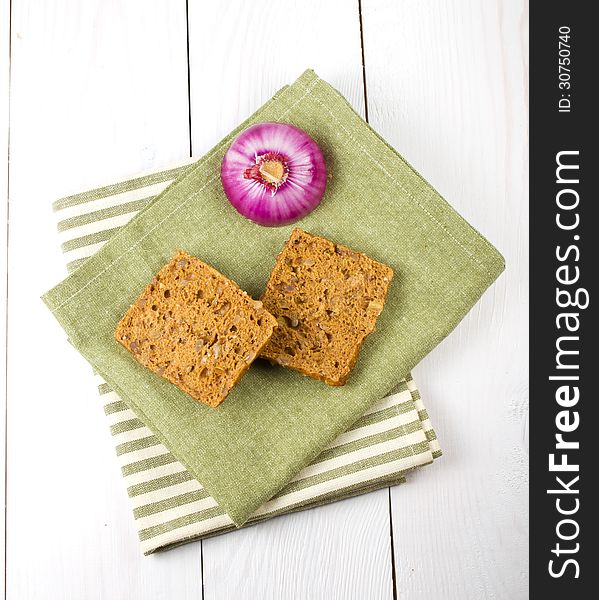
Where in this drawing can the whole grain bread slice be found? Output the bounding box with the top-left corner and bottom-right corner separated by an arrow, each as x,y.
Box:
115,251 -> 277,407
260,229 -> 393,385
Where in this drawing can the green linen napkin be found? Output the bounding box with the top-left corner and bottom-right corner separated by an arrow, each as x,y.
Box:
43,69 -> 504,526
54,157 -> 441,554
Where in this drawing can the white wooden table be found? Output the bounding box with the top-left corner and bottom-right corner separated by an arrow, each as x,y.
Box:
2,1 -> 529,598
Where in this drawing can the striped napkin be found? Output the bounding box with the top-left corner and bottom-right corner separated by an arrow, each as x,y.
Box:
55,158 -> 441,554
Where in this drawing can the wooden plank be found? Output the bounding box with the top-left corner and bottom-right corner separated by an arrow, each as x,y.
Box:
202,493 -> 393,600
361,0 -> 529,598
187,0 -> 366,156
1,0 -> 10,595
6,1 -> 202,598
186,1 -> 394,598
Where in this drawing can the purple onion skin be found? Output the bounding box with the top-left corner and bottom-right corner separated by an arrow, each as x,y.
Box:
220,122 -> 327,226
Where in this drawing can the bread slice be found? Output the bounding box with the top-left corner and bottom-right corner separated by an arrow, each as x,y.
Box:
115,251 -> 277,407
260,229 -> 393,385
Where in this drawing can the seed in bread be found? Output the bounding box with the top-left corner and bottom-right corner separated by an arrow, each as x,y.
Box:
115,251 -> 277,407
260,229 -> 393,386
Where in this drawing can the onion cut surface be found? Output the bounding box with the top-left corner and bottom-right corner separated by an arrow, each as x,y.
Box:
221,122 -> 327,226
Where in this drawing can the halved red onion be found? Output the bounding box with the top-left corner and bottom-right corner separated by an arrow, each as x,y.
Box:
221,122 -> 327,226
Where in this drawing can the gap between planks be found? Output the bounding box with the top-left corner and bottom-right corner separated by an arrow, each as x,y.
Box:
358,2 -> 397,598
